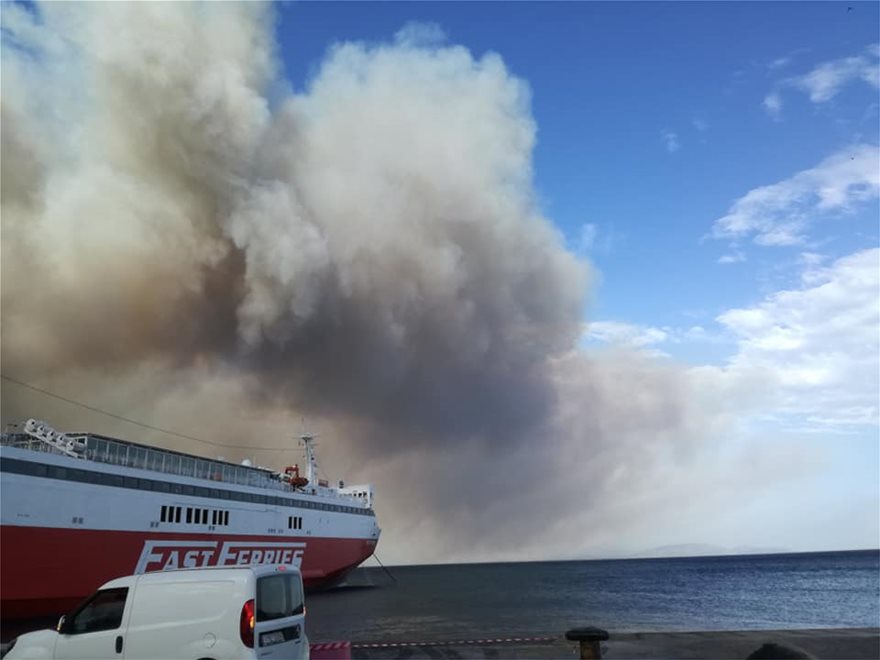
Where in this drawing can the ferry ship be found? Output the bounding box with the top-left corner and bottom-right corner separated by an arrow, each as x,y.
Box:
0,419 -> 380,619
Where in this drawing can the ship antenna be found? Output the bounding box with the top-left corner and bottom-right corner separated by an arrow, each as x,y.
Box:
299,420 -> 320,487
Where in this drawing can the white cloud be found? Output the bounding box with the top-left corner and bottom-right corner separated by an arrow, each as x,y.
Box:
682,325 -> 710,341
394,21 -> 447,47
576,222 -> 618,256
718,250 -> 746,265
768,56 -> 793,71
798,251 -> 827,268
661,129 -> 680,153
586,320 -> 728,355
586,321 -> 669,348
766,48 -> 811,73
579,223 -> 598,252
712,144 -> 880,246
716,248 -> 879,430
763,92 -> 783,120
793,48 -> 880,102
764,44 -> 879,117
692,117 -> 709,132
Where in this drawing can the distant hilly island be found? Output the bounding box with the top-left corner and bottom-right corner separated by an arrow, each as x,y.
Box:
629,544 -> 790,559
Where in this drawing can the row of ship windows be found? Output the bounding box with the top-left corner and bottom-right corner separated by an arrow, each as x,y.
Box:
288,516 -> 303,530
160,505 -> 230,526
1,458 -> 375,517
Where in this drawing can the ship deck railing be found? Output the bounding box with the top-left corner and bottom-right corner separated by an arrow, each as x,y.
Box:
0,432 -> 367,508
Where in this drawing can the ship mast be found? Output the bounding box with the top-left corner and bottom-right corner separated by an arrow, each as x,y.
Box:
300,433 -> 320,486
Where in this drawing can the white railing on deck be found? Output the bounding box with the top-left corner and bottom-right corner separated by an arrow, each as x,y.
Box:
0,431 -> 370,507
2,432 -> 281,490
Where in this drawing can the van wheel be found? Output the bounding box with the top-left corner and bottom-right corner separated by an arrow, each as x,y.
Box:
197,657 -> 215,660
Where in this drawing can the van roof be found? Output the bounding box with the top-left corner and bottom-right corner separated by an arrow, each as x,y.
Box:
100,565 -> 301,590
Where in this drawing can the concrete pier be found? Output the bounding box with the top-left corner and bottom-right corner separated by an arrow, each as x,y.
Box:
3,627 -> 877,659
347,628 -> 880,659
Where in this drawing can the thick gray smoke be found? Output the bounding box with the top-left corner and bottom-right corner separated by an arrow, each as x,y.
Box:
1,3 -> 761,562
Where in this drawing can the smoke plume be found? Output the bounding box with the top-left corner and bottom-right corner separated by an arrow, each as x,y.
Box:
2,3 -> 757,562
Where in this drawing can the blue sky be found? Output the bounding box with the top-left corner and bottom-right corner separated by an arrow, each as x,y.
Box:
272,2 -> 879,552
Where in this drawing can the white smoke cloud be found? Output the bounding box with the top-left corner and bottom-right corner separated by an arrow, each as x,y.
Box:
1,2 -> 794,563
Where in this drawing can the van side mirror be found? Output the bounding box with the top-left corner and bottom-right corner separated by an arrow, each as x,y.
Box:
56,615 -> 67,634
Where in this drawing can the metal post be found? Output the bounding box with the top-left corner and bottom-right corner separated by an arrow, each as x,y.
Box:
565,627 -> 609,660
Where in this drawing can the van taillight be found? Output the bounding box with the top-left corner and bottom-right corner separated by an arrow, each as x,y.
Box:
240,599 -> 255,648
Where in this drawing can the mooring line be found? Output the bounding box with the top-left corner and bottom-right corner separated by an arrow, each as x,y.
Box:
372,552 -> 398,583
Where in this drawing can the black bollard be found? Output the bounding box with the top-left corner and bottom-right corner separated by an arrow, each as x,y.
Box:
746,643 -> 814,659
565,627 -> 610,660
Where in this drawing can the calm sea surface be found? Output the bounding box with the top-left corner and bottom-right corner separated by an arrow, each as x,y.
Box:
306,550 -> 880,642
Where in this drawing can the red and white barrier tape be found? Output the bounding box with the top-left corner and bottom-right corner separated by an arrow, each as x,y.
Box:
352,636 -> 556,648
311,641 -> 352,651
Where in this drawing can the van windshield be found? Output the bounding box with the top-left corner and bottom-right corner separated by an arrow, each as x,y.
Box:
256,574 -> 304,621
67,588 -> 128,634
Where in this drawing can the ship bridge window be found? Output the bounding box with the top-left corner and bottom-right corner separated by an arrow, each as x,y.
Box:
146,450 -> 161,471
105,443 -> 122,465
131,448 -> 146,468
91,438 -> 107,460
195,460 -> 210,480
165,455 -> 181,475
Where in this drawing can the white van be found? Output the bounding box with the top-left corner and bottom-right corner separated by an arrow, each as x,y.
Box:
5,566 -> 309,660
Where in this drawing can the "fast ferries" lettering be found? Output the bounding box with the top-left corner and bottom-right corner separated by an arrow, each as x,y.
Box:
135,540 -> 306,574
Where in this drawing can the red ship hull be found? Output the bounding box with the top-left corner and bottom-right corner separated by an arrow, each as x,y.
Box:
1,525 -> 376,620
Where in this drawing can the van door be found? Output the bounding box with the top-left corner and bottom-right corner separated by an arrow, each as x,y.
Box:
54,587 -> 130,659
254,572 -> 307,659
122,578 -> 237,659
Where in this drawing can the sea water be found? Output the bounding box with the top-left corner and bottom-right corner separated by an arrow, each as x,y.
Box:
305,550 -> 880,642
